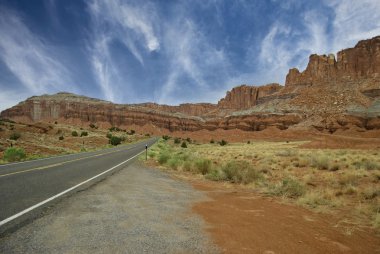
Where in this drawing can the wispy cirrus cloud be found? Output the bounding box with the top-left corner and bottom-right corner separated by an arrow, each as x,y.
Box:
326,0 -> 380,52
158,17 -> 230,104
87,0 -> 160,102
0,6 -> 75,96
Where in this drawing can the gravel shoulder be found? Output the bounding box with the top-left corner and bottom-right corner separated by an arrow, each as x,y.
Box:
0,162 -> 219,254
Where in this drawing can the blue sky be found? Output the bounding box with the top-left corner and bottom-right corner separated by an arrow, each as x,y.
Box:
0,0 -> 380,111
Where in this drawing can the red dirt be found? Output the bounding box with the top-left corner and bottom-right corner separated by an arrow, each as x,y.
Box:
191,180 -> 380,254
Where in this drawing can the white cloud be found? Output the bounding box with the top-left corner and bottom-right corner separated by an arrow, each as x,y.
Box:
326,0 -> 380,52
87,0 -> 161,102
0,7 -> 74,94
158,18 -> 230,104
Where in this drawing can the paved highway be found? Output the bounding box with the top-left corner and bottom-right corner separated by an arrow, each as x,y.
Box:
0,137 -> 158,229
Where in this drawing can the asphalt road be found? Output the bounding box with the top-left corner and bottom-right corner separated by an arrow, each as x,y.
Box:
0,137 -> 158,227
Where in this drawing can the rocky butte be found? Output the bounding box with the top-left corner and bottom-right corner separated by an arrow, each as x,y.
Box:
1,36 -> 380,134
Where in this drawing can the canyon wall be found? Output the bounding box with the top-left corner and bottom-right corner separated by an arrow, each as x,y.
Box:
285,36 -> 380,86
1,36 -> 379,133
217,83 -> 281,110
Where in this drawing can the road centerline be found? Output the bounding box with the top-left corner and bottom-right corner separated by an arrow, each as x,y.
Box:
0,146 -> 137,178
0,149 -> 145,228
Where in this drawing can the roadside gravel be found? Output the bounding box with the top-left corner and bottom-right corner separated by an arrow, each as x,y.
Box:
0,162 -> 219,253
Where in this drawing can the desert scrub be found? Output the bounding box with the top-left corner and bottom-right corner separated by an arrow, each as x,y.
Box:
3,147 -> 26,162
270,177 -> 305,198
71,131 -> 78,137
9,132 -> 21,140
194,158 -> 212,175
220,160 -> 262,184
311,154 -> 330,170
167,157 -> 182,170
109,136 -> 122,146
297,190 -> 339,209
80,131 -> 88,137
158,151 -> 171,165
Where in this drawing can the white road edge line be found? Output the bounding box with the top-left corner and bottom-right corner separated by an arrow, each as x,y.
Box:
0,149 -> 145,227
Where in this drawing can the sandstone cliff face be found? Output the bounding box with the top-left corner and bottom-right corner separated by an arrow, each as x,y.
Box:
217,83 -> 281,109
0,93 -> 302,132
285,36 -> 380,86
138,102 -> 218,116
1,37 -> 379,133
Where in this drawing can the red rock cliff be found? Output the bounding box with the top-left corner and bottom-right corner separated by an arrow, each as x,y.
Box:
285,36 -> 380,86
217,83 -> 282,110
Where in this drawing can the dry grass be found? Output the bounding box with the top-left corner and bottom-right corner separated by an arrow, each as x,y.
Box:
148,138 -> 380,231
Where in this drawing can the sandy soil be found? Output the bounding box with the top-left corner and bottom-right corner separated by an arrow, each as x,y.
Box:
190,179 -> 380,254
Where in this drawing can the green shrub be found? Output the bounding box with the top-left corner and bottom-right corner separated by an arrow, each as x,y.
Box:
181,141 -> 187,148
71,131 -> 78,137
210,139 -> 215,144
271,177 -> 305,198
221,160 -> 261,184
109,136 -> 122,146
9,132 -> 21,140
80,131 -> 88,137
219,140 -> 227,146
59,136 -> 64,140
106,133 -> 112,139
186,137 -> 191,143
109,126 -> 121,132
183,161 -> 193,171
162,135 -> 170,140
3,147 -> 26,162
167,157 -> 181,170
174,138 -> 181,144
206,169 -> 225,181
195,158 -> 212,175
247,141 -> 251,144
158,152 -> 170,164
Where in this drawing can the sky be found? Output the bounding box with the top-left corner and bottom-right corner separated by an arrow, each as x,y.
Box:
0,0 -> 380,111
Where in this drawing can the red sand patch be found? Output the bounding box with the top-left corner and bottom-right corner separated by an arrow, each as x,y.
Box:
191,180 -> 380,254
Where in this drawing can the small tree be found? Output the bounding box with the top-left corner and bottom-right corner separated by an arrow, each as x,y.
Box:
59,136 -> 64,141
109,136 -> 122,146
210,139 -> 215,144
72,131 -> 78,137
3,147 -> 26,162
181,141 -> 187,148
162,135 -> 170,141
219,140 -> 227,146
80,131 -> 88,137
10,133 -> 21,140
186,137 -> 191,143
174,137 -> 181,144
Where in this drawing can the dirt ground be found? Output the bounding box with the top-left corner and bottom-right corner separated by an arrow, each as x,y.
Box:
190,179 -> 380,254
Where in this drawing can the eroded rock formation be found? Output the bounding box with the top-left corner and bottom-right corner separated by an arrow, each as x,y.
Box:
285,36 -> 380,87
217,83 -> 281,110
1,36 -> 379,133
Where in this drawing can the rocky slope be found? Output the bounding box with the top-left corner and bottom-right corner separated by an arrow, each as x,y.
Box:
1,36 -> 380,134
